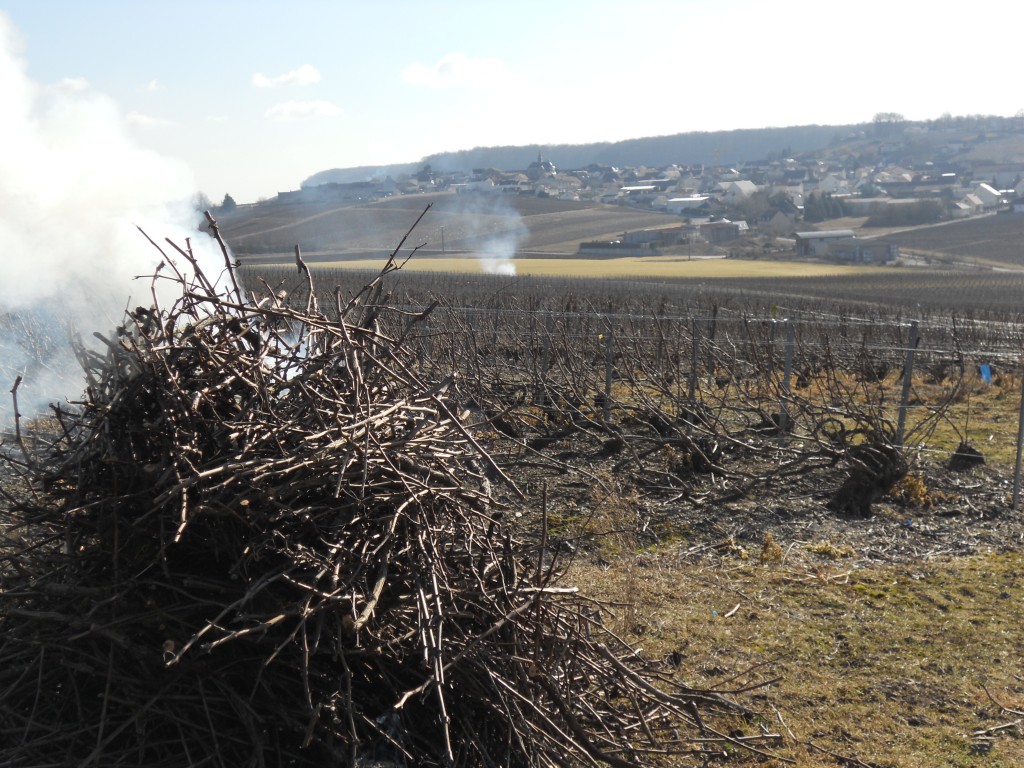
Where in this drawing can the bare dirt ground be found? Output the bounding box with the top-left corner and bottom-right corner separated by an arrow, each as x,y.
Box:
497,425 -> 1022,570
885,212 -> 1024,268
695,463 -> 1019,565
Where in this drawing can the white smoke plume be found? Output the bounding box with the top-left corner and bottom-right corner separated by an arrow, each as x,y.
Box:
0,13 -> 221,427
450,192 -> 525,276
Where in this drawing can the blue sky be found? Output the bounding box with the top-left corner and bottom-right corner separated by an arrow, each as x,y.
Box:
2,1 -> 1019,203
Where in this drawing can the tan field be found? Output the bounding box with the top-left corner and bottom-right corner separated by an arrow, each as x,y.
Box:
306,254 -> 888,279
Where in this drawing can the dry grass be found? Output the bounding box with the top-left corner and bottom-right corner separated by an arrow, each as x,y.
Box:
567,535 -> 1024,767
807,368 -> 1023,467
545,441 -> 1024,767
305,255 -> 886,279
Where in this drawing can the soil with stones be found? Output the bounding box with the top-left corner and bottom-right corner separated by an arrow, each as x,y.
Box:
494,431 -> 1023,568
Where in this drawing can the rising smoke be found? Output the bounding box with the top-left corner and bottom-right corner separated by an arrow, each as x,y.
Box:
450,191 -> 525,275
0,13 -> 221,427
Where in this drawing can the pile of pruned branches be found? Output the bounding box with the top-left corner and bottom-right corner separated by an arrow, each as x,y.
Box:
0,216 -> 775,767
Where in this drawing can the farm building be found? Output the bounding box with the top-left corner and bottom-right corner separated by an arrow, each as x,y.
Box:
667,196 -> 710,214
619,185 -> 659,204
700,220 -> 745,244
971,182 -> 1004,210
794,230 -> 857,257
623,226 -> 687,246
827,239 -> 899,265
794,230 -> 897,263
716,180 -> 759,205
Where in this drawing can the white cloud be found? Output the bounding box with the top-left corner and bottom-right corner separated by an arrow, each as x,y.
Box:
401,53 -> 511,89
251,64 -> 321,89
125,111 -> 174,128
58,76 -> 89,92
264,100 -> 341,121
142,79 -> 164,92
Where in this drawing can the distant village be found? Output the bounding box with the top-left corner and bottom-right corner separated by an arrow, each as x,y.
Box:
267,116 -> 1024,265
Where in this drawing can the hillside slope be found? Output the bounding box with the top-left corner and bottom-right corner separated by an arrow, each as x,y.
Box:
883,213 -> 1024,268
303,123 -> 860,187
216,192 -> 681,256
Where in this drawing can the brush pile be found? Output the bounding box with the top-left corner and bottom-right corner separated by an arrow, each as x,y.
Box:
0,220 -> 768,766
